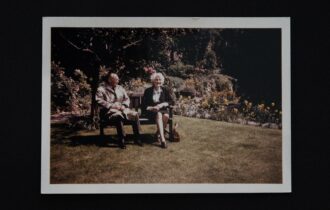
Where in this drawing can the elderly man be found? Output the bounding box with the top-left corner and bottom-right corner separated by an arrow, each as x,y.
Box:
96,73 -> 142,149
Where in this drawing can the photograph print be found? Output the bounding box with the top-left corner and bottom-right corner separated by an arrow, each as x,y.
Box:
42,17 -> 291,193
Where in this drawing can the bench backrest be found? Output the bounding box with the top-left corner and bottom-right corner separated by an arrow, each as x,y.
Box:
128,93 -> 144,111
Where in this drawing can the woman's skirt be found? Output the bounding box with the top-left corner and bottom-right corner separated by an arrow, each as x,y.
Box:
144,109 -> 169,122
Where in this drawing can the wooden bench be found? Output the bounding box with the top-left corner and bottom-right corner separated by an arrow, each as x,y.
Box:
99,92 -> 174,141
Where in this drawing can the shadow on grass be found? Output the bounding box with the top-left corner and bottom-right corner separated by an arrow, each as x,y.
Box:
51,123 -> 77,144
51,123 -> 162,148
70,134 -> 158,147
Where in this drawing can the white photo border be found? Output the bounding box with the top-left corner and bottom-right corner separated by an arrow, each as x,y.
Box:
42,17 -> 291,194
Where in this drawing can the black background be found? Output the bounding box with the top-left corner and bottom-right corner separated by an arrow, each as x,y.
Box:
1,0 -> 330,209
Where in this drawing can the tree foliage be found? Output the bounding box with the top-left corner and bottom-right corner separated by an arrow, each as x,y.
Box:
51,28 -> 236,80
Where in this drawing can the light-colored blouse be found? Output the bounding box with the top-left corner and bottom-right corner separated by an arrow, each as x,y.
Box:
152,88 -> 162,103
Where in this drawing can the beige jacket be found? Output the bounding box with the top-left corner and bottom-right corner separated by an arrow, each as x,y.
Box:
95,83 -> 131,117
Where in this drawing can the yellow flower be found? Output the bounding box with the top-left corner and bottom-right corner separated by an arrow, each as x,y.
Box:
233,108 -> 238,113
201,101 -> 209,109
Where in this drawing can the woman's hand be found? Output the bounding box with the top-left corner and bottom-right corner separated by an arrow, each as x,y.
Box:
147,103 -> 169,112
158,102 -> 169,109
147,106 -> 160,112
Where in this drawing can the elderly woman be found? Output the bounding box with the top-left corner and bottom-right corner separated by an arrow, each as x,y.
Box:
142,73 -> 174,148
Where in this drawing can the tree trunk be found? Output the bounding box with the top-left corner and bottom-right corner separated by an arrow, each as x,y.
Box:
90,64 -> 100,127
83,56 -> 101,130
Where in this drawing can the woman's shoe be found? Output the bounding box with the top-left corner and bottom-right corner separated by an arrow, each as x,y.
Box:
161,141 -> 167,149
154,132 -> 161,143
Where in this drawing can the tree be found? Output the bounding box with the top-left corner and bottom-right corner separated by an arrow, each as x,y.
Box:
51,28 -> 233,120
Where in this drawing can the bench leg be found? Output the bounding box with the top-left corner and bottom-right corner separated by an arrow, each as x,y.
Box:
169,108 -> 173,142
100,124 -> 104,136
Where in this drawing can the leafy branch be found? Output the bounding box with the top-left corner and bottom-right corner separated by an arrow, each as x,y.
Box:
59,32 -> 101,62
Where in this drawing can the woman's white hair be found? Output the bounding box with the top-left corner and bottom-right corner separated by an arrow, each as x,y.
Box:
150,72 -> 165,85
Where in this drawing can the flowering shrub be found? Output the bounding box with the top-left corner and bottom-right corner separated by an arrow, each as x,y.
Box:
51,62 -> 281,129
51,62 -> 91,115
162,72 -> 282,128
168,61 -> 194,78
174,94 -> 281,129
124,78 -> 147,94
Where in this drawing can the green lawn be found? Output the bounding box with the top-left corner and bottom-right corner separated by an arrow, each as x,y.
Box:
50,115 -> 282,183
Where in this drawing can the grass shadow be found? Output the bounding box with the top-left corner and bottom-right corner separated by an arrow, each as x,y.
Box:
51,123 -> 77,145
70,135 -> 116,147
69,133 -> 158,148
51,123 -> 160,148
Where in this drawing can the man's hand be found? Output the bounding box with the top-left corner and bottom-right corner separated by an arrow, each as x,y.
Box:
119,105 -> 126,111
111,103 -> 125,111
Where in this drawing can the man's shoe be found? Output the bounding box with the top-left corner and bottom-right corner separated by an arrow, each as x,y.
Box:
134,139 -> 143,147
118,139 -> 126,149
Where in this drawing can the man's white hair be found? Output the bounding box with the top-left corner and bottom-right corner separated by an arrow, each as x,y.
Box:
109,73 -> 119,79
150,72 -> 165,85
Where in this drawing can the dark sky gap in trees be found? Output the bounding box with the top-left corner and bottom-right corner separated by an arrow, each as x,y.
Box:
221,29 -> 282,106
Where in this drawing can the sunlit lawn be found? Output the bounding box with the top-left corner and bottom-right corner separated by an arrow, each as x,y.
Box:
51,115 -> 282,183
